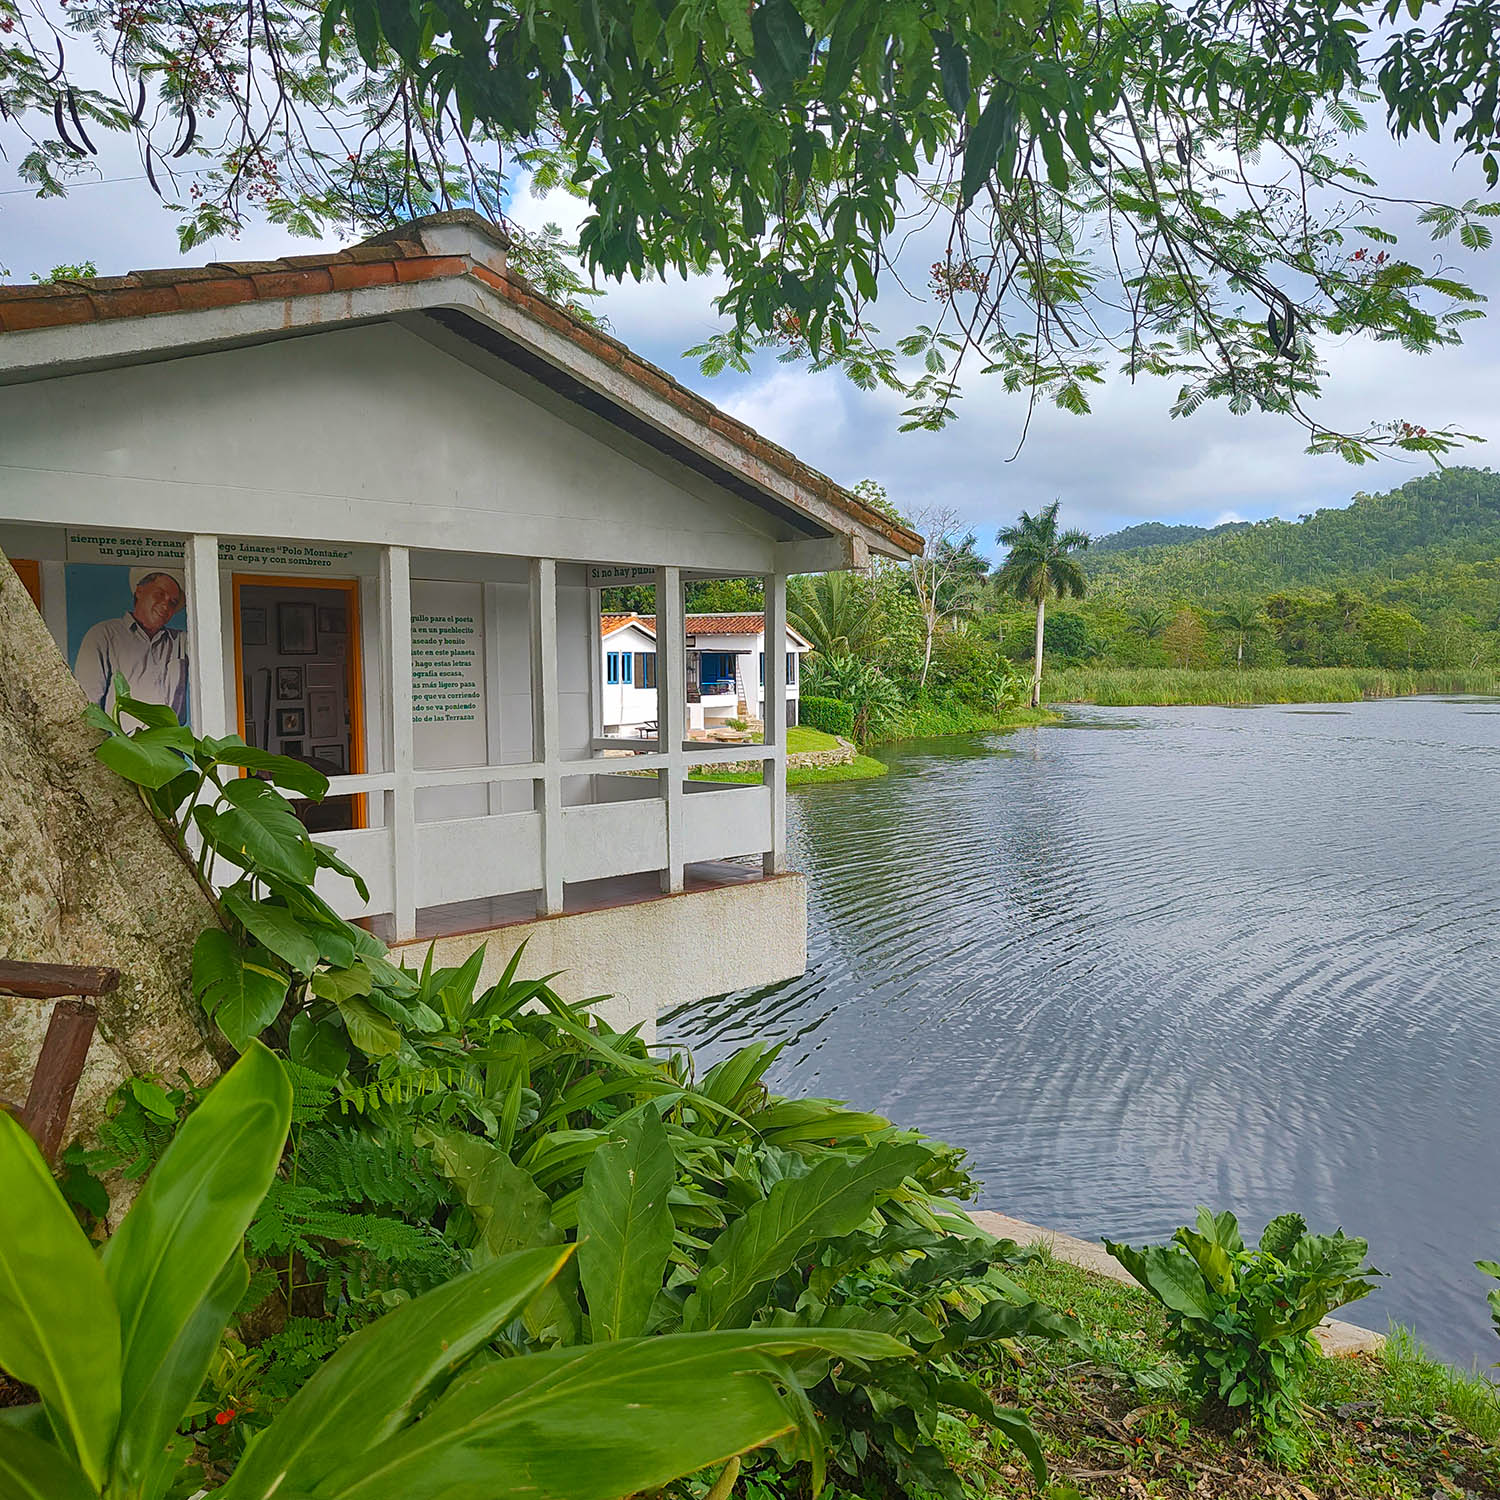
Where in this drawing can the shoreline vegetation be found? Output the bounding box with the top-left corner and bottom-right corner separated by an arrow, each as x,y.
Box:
1044,666 -> 1500,708
957,1249 -> 1500,1499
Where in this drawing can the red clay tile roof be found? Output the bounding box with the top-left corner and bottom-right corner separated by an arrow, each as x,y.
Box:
0,211 -> 921,558
602,612 -> 811,646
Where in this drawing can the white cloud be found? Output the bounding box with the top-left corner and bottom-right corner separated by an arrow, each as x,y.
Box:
1214,510 -> 1248,525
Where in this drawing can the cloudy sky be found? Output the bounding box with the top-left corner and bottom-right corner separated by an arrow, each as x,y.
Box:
4,116 -> 1495,558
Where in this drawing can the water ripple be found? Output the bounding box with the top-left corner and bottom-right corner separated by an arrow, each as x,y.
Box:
662,697 -> 1500,1366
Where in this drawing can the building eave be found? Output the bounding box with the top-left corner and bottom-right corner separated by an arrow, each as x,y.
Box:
0,213 -> 921,563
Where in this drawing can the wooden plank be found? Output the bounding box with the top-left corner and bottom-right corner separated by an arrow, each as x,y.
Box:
0,959 -> 120,1000
19,1000 -> 99,1163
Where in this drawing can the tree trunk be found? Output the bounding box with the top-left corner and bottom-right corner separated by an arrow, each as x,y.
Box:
919,612 -> 935,691
1237,638 -> 1244,667
1032,594 -> 1046,708
0,551 -> 220,1142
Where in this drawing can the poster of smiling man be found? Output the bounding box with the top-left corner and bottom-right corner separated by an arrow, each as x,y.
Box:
67,563 -> 191,723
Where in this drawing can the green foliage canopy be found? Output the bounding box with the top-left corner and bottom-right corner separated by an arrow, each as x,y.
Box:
3,0 -> 1497,454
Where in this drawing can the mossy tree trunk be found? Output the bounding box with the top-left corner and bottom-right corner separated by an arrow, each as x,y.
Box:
0,551 -> 220,1138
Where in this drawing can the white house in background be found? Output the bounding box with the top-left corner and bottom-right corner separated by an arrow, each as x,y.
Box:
0,211 -> 920,1035
599,612 -> 811,736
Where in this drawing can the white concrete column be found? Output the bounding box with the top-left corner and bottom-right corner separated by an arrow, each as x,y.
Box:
184,534 -> 229,738
587,585 -> 605,740
531,558 -> 565,915
381,545 -> 417,940
762,573 -> 788,875
656,566 -> 687,893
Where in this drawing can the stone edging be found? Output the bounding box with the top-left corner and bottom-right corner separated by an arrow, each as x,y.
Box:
968,1210 -> 1385,1357
706,734 -> 857,777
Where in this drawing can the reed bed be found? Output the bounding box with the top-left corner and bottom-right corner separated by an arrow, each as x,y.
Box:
1044,666 -> 1500,707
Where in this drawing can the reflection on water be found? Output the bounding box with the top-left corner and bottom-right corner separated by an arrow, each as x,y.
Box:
662,697 -> 1500,1366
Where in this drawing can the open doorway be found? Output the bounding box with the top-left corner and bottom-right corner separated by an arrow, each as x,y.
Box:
233,576 -> 364,832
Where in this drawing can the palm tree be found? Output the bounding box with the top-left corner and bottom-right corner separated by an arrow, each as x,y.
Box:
995,501 -> 1091,706
1216,599 -> 1269,667
787,571 -> 876,658
1126,605 -> 1170,641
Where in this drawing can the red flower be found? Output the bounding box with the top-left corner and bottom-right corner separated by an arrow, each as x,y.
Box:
214,1409 -> 236,1426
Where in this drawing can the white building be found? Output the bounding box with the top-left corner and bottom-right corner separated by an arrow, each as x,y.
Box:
0,212 -> 919,1034
600,612 -> 811,736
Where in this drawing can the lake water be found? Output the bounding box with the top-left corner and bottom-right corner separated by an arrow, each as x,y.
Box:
662,696 -> 1500,1367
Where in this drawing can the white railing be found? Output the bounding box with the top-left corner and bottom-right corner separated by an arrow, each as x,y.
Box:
291,554 -> 788,939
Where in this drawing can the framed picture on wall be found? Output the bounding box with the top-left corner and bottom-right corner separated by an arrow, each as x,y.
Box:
281,740 -> 304,758
278,601 -> 318,655
312,743 -> 345,771
317,605 -> 346,635
241,607 -> 268,647
305,664 -> 341,689
275,666 -> 303,701
277,707 -> 305,737
307,688 -> 339,740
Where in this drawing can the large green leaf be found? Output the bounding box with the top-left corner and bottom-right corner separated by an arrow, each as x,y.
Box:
427,1133 -> 579,1344
1103,1241 -> 1217,1322
222,1245 -> 573,1500
215,744 -> 329,798
94,727 -> 194,790
684,1141 -> 930,1330
577,1108 -> 675,1340
221,886 -> 322,975
120,1251 -> 249,1499
102,1044 -> 291,1490
302,1327 -> 907,1500
0,1114 -> 120,1488
191,929 -> 290,1048
0,1424 -> 97,1500
196,799 -> 316,884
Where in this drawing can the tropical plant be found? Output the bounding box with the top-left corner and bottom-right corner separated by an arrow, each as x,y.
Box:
0,1041 -> 921,1500
802,654 -> 905,741
788,572 -> 880,660
1106,1209 -> 1380,1458
79,692 -> 1063,1495
1478,1259 -> 1500,1349
995,502 -> 1092,707
1126,605 -> 1171,641
1216,600 -> 1271,667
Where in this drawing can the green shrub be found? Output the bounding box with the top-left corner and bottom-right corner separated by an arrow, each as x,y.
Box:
1106,1208 -> 1380,1457
800,694 -> 855,738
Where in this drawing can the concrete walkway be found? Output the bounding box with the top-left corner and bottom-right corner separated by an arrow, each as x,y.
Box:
970,1210 -> 1385,1357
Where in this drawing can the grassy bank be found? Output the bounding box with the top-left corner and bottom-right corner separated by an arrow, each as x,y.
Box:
1044,666 -> 1500,707
687,725 -> 890,787
954,1251 -> 1500,1498
877,701 -> 1061,741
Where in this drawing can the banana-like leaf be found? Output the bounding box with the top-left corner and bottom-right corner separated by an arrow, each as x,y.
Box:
930,1378 -> 1046,1484
102,1044 -> 291,1490
577,1107 -> 675,1340
222,1244 -> 574,1500
684,1141 -> 930,1330
0,1114 -> 120,1489
0,1423 -> 97,1500
426,1132 -> 579,1344
304,1327 -> 908,1500
119,1251 -> 249,1495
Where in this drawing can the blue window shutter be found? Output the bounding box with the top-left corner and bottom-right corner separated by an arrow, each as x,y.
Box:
607,652 -> 619,685
623,651 -> 633,685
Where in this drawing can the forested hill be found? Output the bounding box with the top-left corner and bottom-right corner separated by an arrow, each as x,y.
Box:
1085,468 -> 1500,602
1090,518 -> 1250,553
